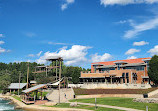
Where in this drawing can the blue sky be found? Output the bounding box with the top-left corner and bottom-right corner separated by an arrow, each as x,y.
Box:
0,0 -> 158,68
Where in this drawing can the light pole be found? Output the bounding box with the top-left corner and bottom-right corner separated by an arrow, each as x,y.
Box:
18,71 -> 21,95
26,63 -> 29,89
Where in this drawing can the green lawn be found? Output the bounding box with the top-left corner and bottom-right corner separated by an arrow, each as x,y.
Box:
46,103 -> 122,111
12,95 -> 22,102
70,97 -> 158,111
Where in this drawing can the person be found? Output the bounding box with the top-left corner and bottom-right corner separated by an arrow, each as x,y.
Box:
64,93 -> 67,99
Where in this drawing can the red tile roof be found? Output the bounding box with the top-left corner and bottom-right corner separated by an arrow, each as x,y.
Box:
91,57 -> 151,66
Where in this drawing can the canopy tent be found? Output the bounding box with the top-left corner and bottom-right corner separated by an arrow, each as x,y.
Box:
8,83 -> 27,89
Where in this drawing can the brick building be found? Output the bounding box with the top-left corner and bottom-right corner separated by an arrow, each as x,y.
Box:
80,57 -> 151,84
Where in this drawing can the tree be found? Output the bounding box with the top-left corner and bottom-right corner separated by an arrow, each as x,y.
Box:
148,55 -> 158,84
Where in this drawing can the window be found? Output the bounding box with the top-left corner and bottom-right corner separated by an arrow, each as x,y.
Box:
122,73 -> 125,83
136,66 -> 144,71
126,73 -> 129,83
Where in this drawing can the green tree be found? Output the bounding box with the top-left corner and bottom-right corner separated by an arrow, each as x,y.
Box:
148,55 -> 158,84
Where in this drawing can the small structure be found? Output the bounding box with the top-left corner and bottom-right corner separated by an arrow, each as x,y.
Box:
21,84 -> 48,104
8,83 -> 27,93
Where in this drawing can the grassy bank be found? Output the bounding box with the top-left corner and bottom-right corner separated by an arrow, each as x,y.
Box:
73,88 -> 158,95
12,96 -> 22,102
70,97 -> 158,111
48,103 -> 122,111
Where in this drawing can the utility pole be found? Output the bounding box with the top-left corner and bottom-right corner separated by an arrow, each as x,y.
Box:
56,60 -> 58,80
26,63 -> 29,89
58,59 -> 61,103
18,71 -> 21,95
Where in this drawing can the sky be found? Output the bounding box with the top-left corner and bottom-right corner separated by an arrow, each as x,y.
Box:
0,0 -> 158,68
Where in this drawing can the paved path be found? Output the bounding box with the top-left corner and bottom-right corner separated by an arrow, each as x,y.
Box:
68,102 -> 144,111
47,88 -> 75,103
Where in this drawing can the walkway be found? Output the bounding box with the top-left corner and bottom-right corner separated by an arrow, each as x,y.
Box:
68,102 -> 144,111
47,88 -> 75,103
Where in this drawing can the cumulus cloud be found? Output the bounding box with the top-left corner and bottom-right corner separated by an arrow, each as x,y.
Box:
148,45 -> 158,55
127,56 -> 137,59
36,45 -> 91,65
133,41 -> 149,46
0,34 -> 4,38
61,0 -> 75,11
91,53 -> 112,62
124,17 -> 158,38
125,48 -> 140,55
100,0 -> 158,6
0,41 -> 5,45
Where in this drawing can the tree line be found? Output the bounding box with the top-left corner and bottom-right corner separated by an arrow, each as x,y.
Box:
0,62 -> 90,90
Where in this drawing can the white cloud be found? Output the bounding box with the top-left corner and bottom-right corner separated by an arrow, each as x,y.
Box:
91,53 -> 112,62
28,51 -> 43,57
127,56 -> 137,59
100,0 -> 158,6
28,54 -> 35,57
148,45 -> 158,55
61,0 -> 75,11
0,41 -> 5,45
36,45 -> 91,65
124,17 -> 158,38
0,47 -> 10,54
25,32 -> 36,37
48,42 -> 68,45
0,34 -> 4,38
133,41 -> 149,46
61,4 -> 68,10
0,47 -> 6,53
37,51 -> 43,57
116,20 -> 127,24
125,48 -> 140,55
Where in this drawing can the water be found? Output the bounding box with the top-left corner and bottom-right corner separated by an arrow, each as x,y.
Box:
0,98 -> 23,111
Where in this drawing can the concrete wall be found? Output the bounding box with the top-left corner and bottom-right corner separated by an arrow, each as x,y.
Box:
76,94 -> 143,99
148,89 -> 158,97
80,83 -> 151,89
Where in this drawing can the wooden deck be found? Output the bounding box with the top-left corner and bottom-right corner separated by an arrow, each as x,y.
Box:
22,99 -> 35,104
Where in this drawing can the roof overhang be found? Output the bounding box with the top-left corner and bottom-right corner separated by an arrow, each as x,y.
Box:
46,56 -> 63,61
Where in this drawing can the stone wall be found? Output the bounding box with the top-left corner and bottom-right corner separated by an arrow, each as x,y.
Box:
133,98 -> 158,103
76,94 -> 143,99
78,83 -> 151,89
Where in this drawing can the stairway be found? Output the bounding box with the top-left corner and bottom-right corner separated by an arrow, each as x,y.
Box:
46,88 -> 75,103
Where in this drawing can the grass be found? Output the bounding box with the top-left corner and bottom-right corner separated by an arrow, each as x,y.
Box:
73,88 -> 158,95
12,95 -> 22,102
70,97 -> 158,111
46,103 -> 122,111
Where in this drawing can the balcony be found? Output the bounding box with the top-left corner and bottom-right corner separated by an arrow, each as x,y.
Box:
81,69 -> 137,78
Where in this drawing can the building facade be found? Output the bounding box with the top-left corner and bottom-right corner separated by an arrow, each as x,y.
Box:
80,58 -> 151,84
